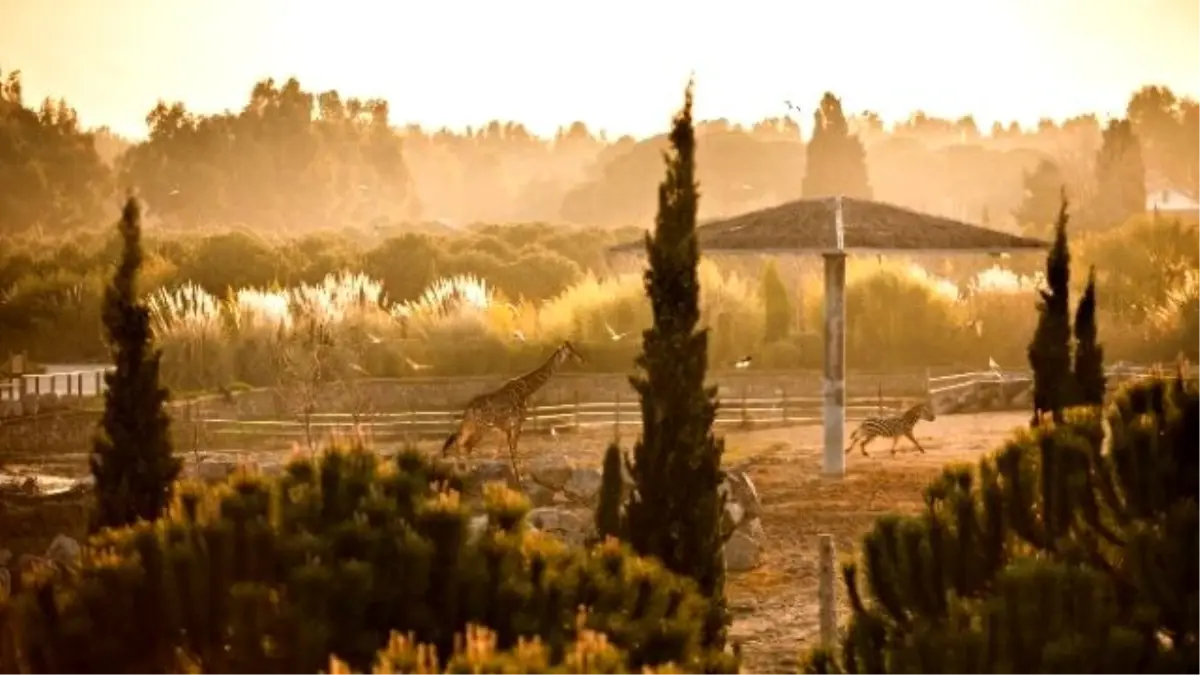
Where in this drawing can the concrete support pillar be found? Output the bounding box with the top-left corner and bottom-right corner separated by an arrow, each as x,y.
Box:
822,251 -> 847,477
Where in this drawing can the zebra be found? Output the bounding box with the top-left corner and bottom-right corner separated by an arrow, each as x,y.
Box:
845,401 -> 937,457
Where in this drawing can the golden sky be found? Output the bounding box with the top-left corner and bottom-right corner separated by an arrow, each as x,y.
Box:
2,0 -> 1197,139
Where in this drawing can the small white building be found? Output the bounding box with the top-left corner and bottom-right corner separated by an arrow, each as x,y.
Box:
1145,186 -> 1200,217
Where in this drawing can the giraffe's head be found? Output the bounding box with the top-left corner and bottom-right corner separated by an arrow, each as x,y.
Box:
557,340 -> 586,366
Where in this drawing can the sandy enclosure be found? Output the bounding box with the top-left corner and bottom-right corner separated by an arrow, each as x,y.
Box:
2,410 -> 1029,673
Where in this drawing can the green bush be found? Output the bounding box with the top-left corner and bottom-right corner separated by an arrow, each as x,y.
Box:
0,442 -> 736,674
803,373 -> 1199,674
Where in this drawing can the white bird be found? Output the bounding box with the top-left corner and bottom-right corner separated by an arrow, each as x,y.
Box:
405,356 -> 432,372
988,357 -> 1004,381
734,355 -> 753,370
366,333 -> 383,344
349,363 -> 369,375
604,321 -> 628,341
550,426 -> 559,441
512,329 -> 527,343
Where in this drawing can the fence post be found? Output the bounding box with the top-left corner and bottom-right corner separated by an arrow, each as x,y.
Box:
780,387 -> 787,425
20,376 -> 29,401
740,384 -> 748,428
94,371 -> 103,397
66,373 -> 73,397
818,533 -> 837,648
77,372 -> 83,398
573,389 -> 580,433
408,401 -> 416,443
34,376 -> 41,397
614,390 -> 621,443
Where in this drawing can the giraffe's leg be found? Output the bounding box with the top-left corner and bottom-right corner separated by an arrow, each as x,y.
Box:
904,430 -> 927,454
505,421 -> 524,483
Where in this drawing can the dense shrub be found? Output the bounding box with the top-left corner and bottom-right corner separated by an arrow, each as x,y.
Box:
0,442 -> 736,673
803,372 -> 1199,673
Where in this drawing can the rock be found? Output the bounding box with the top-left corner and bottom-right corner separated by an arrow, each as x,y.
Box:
563,467 -> 603,504
526,455 -> 574,491
45,534 -> 82,572
520,479 -> 558,507
467,460 -> 517,490
466,514 -> 490,543
525,507 -> 590,547
744,516 -> 765,538
724,529 -> 762,572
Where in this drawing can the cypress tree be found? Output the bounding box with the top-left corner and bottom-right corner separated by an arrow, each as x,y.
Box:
1073,267 -> 1106,406
624,79 -> 729,648
90,196 -> 181,532
801,92 -> 872,200
1028,196 -> 1073,425
594,442 -> 625,542
760,260 -> 792,343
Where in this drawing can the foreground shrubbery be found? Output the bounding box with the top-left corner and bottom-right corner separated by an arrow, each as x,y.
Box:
0,442 -> 736,673
804,373 -> 1199,673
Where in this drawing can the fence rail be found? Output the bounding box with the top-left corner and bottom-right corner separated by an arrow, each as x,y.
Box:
186,394 -> 911,443
925,363 -> 1166,398
0,368 -> 113,401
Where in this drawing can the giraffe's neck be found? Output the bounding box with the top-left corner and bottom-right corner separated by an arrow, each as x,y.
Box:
511,349 -> 566,401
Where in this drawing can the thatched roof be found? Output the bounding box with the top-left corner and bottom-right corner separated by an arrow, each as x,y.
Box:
609,197 -> 1048,255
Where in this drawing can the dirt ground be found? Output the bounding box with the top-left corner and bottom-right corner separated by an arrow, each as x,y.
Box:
0,410 -> 1029,673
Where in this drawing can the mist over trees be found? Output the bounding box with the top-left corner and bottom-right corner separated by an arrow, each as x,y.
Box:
0,68 -> 1197,237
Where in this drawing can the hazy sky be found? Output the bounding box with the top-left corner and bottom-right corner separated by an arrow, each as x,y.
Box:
2,0 -> 1197,140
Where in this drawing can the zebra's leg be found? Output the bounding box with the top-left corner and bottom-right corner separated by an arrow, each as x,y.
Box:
859,436 -> 873,457
904,430 -> 927,454
890,436 -> 900,457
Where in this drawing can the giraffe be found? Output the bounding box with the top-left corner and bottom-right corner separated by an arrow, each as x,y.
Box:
442,341 -> 585,480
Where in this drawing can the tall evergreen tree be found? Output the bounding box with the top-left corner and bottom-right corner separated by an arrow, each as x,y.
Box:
1028,196 -> 1073,425
624,80 -> 729,648
801,92 -> 872,200
1092,118 -> 1147,227
760,260 -> 792,343
90,196 -> 181,532
1073,268 -> 1106,406
593,442 -> 625,543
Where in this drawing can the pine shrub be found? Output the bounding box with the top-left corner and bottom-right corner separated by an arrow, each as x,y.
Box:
1,442 -> 736,674
803,372 -> 1199,674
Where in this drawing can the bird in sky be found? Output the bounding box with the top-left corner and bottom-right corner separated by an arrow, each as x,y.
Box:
604,321 -> 628,341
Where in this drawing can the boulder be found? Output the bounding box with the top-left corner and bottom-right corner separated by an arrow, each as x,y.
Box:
45,534 -> 82,572
520,479 -> 558,507
526,455 -> 574,491
724,529 -> 762,572
563,467 -> 603,504
525,507 -> 590,547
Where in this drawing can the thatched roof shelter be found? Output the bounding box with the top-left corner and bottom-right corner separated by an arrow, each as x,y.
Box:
609,196 -> 1048,255
610,196 -> 1048,478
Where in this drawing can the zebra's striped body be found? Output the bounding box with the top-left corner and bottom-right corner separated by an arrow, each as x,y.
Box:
845,402 -> 936,457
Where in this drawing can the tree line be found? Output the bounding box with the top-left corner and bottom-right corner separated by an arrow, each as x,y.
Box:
2,67 -> 1195,235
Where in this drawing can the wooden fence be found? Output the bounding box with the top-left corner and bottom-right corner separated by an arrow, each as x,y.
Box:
0,368 -> 112,401
187,391 -> 912,445
926,363 -> 1170,398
